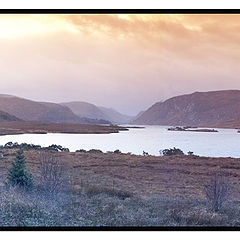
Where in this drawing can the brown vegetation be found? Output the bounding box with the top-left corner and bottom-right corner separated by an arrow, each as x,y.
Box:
0,148 -> 239,200
204,174 -> 229,212
0,148 -> 240,226
0,121 -> 128,135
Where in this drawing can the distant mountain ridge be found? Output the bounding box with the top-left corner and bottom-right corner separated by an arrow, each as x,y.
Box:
3,90 -> 240,128
133,90 -> 240,127
98,106 -> 133,124
0,95 -> 110,124
61,102 -> 133,124
0,94 -> 133,125
61,102 -> 107,120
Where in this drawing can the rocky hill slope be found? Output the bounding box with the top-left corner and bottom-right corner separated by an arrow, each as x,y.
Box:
133,90 -> 240,127
0,110 -> 22,122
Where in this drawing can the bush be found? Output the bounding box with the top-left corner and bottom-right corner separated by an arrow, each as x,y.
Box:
4,142 -> 19,149
44,144 -> 69,152
114,149 -> 121,154
3,142 -> 42,151
38,152 -> 67,194
88,149 -> 103,154
85,185 -> 132,200
76,149 -> 87,153
204,174 -> 229,212
162,147 -> 184,156
19,143 -> 41,150
7,150 -> 33,190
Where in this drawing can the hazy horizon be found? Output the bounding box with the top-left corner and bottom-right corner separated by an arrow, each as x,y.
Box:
2,14 -> 240,115
2,88 -> 240,117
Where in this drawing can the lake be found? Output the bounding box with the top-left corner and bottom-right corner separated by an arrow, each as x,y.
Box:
0,125 -> 239,158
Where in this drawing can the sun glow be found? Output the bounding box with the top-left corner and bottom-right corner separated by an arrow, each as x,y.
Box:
0,15 -> 78,39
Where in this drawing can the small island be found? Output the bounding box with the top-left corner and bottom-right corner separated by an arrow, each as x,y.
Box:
122,126 -> 145,129
167,126 -> 218,132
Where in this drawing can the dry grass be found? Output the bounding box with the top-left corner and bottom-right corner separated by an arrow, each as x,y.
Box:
0,121 -> 128,135
0,148 -> 240,226
0,185 -> 239,227
1,149 -> 240,200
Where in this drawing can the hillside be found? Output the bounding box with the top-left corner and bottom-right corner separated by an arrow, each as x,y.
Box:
0,110 -> 22,122
62,102 -> 133,124
210,118 -> 240,129
61,102 -> 107,120
98,106 -> 133,124
0,95 -> 107,124
133,90 -> 240,127
130,110 -> 145,123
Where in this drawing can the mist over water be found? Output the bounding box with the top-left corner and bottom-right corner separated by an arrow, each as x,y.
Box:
0,126 -> 239,158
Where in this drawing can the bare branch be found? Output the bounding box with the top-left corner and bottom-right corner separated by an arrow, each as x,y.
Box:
38,152 -> 66,194
204,173 -> 229,212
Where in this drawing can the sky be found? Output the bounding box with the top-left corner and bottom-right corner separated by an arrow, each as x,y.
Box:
1,14 -> 240,115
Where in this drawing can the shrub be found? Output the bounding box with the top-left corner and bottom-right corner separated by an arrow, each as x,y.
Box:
162,147 -> 184,156
114,149 -> 121,154
38,152 -> 67,194
143,151 -> 149,156
4,142 -> 19,149
88,149 -> 103,154
204,174 -> 229,212
19,143 -> 41,150
7,150 -> 33,190
76,149 -> 87,153
85,185 -> 132,200
43,144 -> 69,152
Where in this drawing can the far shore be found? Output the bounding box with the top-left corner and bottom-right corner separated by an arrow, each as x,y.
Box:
0,121 -> 129,136
1,121 -> 240,137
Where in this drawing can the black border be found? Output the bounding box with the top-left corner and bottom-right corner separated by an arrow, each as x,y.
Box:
2,226 -> 240,231
0,9 -> 239,14
1,8 -> 240,231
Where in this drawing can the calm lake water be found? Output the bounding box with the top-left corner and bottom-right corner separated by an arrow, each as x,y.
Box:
0,125 -> 239,158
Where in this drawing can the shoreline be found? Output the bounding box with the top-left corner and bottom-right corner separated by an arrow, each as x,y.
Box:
0,121 -> 239,137
0,121 -> 129,136
128,123 -> 240,130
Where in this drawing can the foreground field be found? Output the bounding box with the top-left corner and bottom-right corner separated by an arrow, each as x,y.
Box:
1,148 -> 240,227
0,121 -> 128,135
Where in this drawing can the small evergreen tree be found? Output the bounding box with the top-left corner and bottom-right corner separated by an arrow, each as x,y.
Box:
7,150 -> 33,189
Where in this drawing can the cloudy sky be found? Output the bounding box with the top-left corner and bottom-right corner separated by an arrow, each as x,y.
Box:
1,14 -> 240,115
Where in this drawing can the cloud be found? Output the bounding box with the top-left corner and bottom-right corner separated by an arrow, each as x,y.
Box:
1,14 -> 240,114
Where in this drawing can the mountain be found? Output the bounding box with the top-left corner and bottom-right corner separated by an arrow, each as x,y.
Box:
0,110 -> 22,122
130,110 -> 145,123
98,106 -> 133,124
61,102 -> 107,120
61,102 -> 133,124
0,95 -> 108,124
133,90 -> 240,126
209,117 -> 240,129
